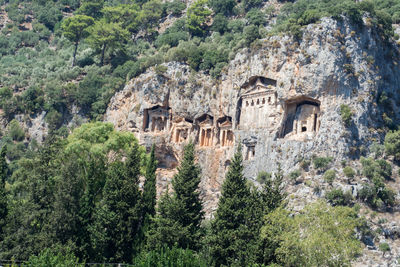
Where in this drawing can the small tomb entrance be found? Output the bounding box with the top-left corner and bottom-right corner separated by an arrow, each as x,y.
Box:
218,116 -> 234,147
143,105 -> 170,133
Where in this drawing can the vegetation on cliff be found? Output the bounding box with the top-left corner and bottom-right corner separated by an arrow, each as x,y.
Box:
1,0 -> 400,265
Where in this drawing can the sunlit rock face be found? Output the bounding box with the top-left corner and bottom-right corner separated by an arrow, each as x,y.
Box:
106,17 -> 400,219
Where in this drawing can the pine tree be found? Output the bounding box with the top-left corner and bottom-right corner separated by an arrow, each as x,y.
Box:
207,144 -> 256,266
90,143 -> 142,263
147,143 -> 204,251
0,145 -> 8,241
141,144 -> 157,225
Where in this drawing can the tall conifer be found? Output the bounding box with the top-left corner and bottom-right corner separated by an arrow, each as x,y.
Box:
0,145 -> 8,240
90,143 -> 142,262
147,142 -> 204,251
141,144 -> 157,224
208,144 -> 255,266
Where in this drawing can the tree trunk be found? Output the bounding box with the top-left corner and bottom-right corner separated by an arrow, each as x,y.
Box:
100,44 -> 106,66
72,42 -> 78,67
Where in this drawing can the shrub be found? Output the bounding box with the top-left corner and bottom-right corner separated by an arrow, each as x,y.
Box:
358,181 -> 396,209
211,14 -> 229,34
379,242 -> 390,253
313,156 -> 333,171
343,166 -> 355,179
289,169 -> 301,181
370,142 -> 385,159
243,0 -> 262,11
156,23 -> 189,48
325,188 -> 353,206
324,169 -> 336,184
243,25 -> 261,46
256,171 -> 271,184
209,0 -> 236,15
385,130 -> 400,160
133,246 -> 206,266
166,0 -> 186,16
300,159 -> 311,170
340,104 -> 353,127
7,119 -> 25,142
155,64 -> 168,75
360,157 -> 392,181
246,8 -> 266,26
26,247 -> 82,267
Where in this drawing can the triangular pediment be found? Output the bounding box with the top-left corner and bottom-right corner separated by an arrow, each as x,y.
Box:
199,118 -> 213,127
219,120 -> 232,128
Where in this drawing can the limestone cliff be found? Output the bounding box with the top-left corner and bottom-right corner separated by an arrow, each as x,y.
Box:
106,17 -> 400,265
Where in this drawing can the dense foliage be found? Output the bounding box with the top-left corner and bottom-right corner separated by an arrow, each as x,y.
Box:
1,0 -> 399,265
0,123 -> 364,265
0,0 -> 398,127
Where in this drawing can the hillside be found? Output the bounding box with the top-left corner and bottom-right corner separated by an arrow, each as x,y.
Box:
1,0 -> 400,266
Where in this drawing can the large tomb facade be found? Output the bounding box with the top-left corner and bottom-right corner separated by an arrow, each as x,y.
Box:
197,114 -> 214,147
143,105 -> 170,133
238,76 -> 277,130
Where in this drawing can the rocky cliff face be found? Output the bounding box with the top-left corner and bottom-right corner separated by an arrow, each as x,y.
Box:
106,17 -> 400,265
107,17 -> 400,210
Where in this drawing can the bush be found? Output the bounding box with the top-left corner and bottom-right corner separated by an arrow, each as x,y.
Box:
243,0 -> 262,11
246,8 -> 266,26
358,181 -> 396,209
385,130 -> 400,160
325,188 -> 353,206
209,0 -> 236,15
26,247 -> 82,267
289,169 -> 301,181
300,159 -> 311,170
379,242 -> 391,253
313,156 -> 333,171
166,0 -> 186,16
360,157 -> 392,181
7,119 -> 25,142
340,104 -> 353,127
256,171 -> 271,184
155,64 -> 168,75
343,166 -> 355,179
211,14 -> 229,34
133,246 -> 206,266
324,169 -> 336,184
243,25 -> 261,46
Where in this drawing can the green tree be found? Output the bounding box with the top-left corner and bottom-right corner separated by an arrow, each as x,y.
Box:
88,20 -> 129,66
77,0 -> 104,18
1,136 -> 63,260
260,201 -> 361,266
49,122 -> 137,260
340,104 -> 353,127
147,143 -> 204,251
102,4 -> 140,33
186,0 -> 212,36
141,144 -> 157,226
138,0 -> 164,32
0,146 -> 8,241
62,15 -> 94,66
90,144 -> 142,263
207,144 -> 255,266
209,0 -> 236,15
